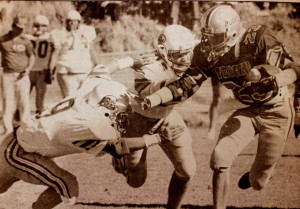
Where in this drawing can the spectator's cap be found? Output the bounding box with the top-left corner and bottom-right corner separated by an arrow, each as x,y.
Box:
67,10 -> 81,21
13,14 -> 28,29
34,15 -> 49,26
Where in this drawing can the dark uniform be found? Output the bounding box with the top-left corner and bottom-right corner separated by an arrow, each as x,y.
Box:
156,25 -> 299,190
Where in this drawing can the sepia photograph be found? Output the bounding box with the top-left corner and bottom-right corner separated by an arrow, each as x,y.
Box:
0,1 -> 299,209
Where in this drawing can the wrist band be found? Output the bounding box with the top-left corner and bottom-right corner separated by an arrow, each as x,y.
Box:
144,134 -> 161,148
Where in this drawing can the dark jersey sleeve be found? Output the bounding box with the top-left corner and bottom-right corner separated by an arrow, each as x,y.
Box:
255,26 -> 281,64
164,44 -> 209,102
256,25 -> 300,79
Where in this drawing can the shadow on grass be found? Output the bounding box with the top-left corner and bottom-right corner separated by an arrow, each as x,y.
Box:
77,203 -> 298,209
239,153 -> 300,158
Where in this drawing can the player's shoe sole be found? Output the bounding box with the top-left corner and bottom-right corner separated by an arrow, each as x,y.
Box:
238,172 -> 251,189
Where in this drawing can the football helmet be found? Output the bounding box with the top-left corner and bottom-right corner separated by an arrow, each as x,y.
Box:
66,10 -> 81,31
67,10 -> 81,21
200,5 -> 242,62
33,15 -> 49,36
157,24 -> 198,75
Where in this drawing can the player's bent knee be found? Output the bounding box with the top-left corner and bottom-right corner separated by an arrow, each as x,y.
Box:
175,171 -> 194,182
68,174 -> 79,197
174,161 -> 196,181
126,167 -> 147,188
60,172 -> 79,198
210,147 -> 233,172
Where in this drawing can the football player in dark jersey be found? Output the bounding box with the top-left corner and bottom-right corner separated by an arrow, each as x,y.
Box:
139,4 -> 300,209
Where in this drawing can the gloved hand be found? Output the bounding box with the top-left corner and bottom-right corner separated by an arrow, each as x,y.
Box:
244,75 -> 278,94
131,50 -> 158,70
133,95 -> 152,110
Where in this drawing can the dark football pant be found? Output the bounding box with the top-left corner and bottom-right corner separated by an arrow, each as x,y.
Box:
0,133 -> 79,208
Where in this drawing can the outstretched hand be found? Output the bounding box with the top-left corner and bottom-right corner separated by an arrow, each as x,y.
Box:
132,50 -> 158,70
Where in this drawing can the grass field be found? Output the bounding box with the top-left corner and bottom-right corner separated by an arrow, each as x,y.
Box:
0,56 -> 300,209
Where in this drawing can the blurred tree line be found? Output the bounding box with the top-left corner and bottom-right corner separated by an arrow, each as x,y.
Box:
74,1 -> 300,30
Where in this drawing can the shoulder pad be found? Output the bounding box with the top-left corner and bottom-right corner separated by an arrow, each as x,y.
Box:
242,25 -> 268,46
39,32 -> 51,40
21,34 -> 35,40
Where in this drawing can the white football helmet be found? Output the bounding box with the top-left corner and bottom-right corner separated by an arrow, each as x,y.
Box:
33,15 -> 49,36
200,5 -> 242,62
67,10 -> 81,21
157,24 -> 198,75
66,10 -> 81,31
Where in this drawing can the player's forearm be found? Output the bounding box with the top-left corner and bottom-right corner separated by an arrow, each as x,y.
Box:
124,134 -> 162,151
49,49 -> 59,72
26,54 -> 35,71
104,134 -> 161,158
135,77 -> 162,98
145,70 -> 206,107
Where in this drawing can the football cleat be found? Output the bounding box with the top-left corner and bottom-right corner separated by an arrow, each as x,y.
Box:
238,172 -> 251,189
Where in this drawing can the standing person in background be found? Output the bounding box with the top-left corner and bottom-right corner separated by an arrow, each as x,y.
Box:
24,15 -> 54,115
49,10 -> 97,98
0,13 -> 35,136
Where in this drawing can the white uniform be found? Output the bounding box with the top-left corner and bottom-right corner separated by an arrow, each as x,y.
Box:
17,76 -> 130,158
50,24 -> 97,98
119,59 -> 196,193
50,25 -> 96,74
133,61 -> 178,118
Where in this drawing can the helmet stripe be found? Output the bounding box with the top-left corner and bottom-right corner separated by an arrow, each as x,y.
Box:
205,5 -> 219,28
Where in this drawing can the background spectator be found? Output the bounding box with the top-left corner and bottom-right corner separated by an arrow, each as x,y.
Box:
0,13 -> 35,136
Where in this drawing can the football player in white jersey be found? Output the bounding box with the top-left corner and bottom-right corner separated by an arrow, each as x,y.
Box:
113,25 -> 199,209
0,55 -> 165,209
24,15 -> 54,115
49,10 -> 97,98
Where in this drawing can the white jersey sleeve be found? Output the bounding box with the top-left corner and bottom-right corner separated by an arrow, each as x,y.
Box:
132,60 -> 179,119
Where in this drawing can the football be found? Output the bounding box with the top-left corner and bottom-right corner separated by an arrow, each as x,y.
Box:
245,67 -> 262,82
